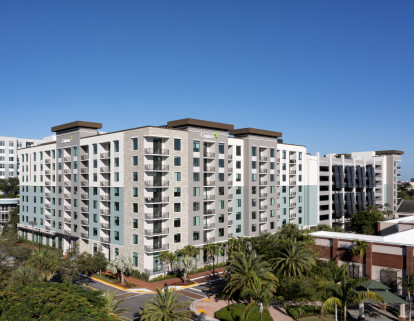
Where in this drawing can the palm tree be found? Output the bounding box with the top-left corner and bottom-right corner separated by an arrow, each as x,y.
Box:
176,255 -> 196,284
167,252 -> 177,272
224,250 -> 278,300
272,239 -> 316,276
179,245 -> 199,257
241,278 -> 277,321
140,287 -> 194,321
106,257 -> 133,284
8,266 -> 42,287
322,274 -> 383,321
204,243 -> 220,274
159,251 -> 170,278
401,274 -> 414,321
27,248 -> 61,281
102,290 -> 130,321
352,240 -> 369,277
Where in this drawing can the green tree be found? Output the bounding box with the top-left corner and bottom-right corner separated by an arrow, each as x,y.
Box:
102,290 -> 130,321
167,252 -> 177,271
351,240 -> 369,277
272,239 -> 316,276
93,248 -> 108,275
322,273 -> 383,321
1,207 -> 19,236
401,274 -> 414,321
106,257 -> 133,284
241,278 -> 277,321
0,177 -> 19,196
0,282 -> 118,320
178,245 -> 200,257
140,286 -> 194,321
159,251 -> 171,278
350,206 -> 386,234
176,255 -> 196,284
27,248 -> 61,281
7,266 -> 42,287
224,250 -> 278,301
204,243 -> 220,274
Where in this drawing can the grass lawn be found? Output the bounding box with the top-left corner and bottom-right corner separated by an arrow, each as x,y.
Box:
300,314 -> 336,321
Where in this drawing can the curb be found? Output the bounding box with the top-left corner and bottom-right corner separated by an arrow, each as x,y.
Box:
90,276 -> 130,291
190,298 -> 220,321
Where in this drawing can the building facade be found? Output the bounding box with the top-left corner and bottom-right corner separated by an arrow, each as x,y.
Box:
0,198 -> 19,232
16,119 -> 402,275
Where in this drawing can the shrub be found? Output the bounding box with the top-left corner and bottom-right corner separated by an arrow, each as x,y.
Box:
386,306 -> 399,317
286,305 -> 322,320
215,303 -> 272,321
129,270 -> 150,281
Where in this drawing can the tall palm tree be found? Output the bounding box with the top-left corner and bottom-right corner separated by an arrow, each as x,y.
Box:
179,245 -> 199,258
159,251 -> 170,278
322,274 -> 383,321
140,287 -> 194,321
167,252 -> 177,272
272,239 -> 316,276
204,243 -> 220,274
176,255 -> 196,284
224,250 -> 278,300
27,248 -> 61,281
102,290 -> 130,321
106,257 -> 133,284
352,240 -> 369,277
241,278 -> 277,321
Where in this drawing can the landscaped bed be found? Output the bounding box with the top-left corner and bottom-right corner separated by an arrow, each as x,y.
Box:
92,273 -> 137,288
215,303 -> 272,321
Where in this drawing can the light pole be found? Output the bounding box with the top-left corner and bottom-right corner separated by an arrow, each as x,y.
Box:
28,221 -> 37,248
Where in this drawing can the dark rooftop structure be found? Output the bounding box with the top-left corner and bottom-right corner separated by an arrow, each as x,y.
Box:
397,200 -> 414,214
51,121 -> 102,133
375,150 -> 404,156
230,127 -> 282,138
167,118 -> 234,131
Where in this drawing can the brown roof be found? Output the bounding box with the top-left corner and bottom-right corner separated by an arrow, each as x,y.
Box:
167,118 -> 234,131
51,121 -> 102,133
336,154 -> 352,158
375,150 -> 404,156
230,127 -> 282,138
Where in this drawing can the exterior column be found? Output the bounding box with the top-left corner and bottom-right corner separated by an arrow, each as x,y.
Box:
332,238 -> 339,263
366,242 -> 373,279
380,303 -> 387,311
400,304 -> 406,321
358,303 -> 365,321
406,246 -> 414,277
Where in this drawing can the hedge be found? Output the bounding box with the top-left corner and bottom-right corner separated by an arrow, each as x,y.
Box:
215,303 -> 272,321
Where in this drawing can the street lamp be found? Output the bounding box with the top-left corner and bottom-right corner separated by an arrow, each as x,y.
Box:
28,221 -> 38,248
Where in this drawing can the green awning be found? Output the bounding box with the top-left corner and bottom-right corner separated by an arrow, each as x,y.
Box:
360,280 -> 390,291
357,290 -> 407,304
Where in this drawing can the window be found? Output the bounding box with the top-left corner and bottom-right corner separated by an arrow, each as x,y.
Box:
132,234 -> 138,244
193,216 -> 200,226
236,186 -> 241,194
299,152 -> 302,160
174,218 -> 181,228
94,159 -> 98,168
219,214 -> 224,223
282,163 -> 286,170
219,200 -> 225,209
114,172 -> 119,182
133,252 -> 138,267
270,174 -> 275,182
114,187 -> 120,196
252,174 -> 257,182
193,158 -> 200,167
133,203 -> 138,213
133,156 -> 138,166
174,172 -> 181,181
282,186 -> 286,193
270,210 -> 275,217
270,148 -> 275,157
236,212 -> 241,220
270,162 -> 275,169
282,174 -> 286,182
270,222 -> 275,229
193,231 -> 200,241
299,175 -> 302,182
174,139 -> 181,151
252,161 -> 256,169
114,203 -> 120,212
193,140 -> 200,152
133,219 -> 138,228
93,144 -> 97,155
174,187 -> 181,197
132,187 -> 138,197
174,203 -> 181,212
193,172 -> 200,182
299,164 -> 302,171
114,231 -> 120,241
174,233 -> 181,243
132,138 -> 138,150
252,146 -> 257,156
237,199 -> 242,207
174,156 -> 181,166
282,150 -> 286,159
236,225 -> 242,233
219,143 -> 225,154
252,199 -> 257,207
236,174 -> 241,182
73,147 -> 78,156
93,228 -> 98,236
219,187 -> 224,195
133,172 -> 138,181
252,224 -> 256,232
193,202 -> 200,211
219,159 -> 224,168
236,146 -> 241,156
219,228 -> 224,237
236,161 -> 241,169
114,140 -> 119,152
114,157 -> 119,167
252,186 -> 256,194
193,187 -> 200,196
218,173 -> 224,181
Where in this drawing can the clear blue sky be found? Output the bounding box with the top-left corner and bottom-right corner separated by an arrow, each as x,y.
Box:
1,1 -> 413,180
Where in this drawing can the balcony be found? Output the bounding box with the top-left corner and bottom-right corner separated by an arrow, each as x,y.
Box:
100,195 -> 110,201
290,202 -> 296,207
204,209 -> 215,215
100,223 -> 111,229
64,181 -> 71,186
289,159 -> 296,164
259,181 -> 268,186
45,226 -> 51,231
259,205 -> 267,210
204,223 -> 215,229
289,181 -> 296,186
81,220 -> 89,225
203,195 -> 215,201
64,205 -> 71,211
290,214 -> 296,219
45,181 -> 51,186
259,217 -> 267,223
100,181 -> 110,187
144,196 -> 169,204
45,214 -> 51,219
100,166 -> 110,173
228,194 -> 233,200
81,181 -> 88,186
277,158 -> 280,162
45,192 -> 51,198
259,229 -> 268,235
100,236 -> 110,243
64,230 -> 71,236
204,166 -> 215,172
144,165 -> 169,171
144,148 -> 169,156
228,155 -> 233,161
144,228 -> 169,236
64,193 -> 71,199
45,159 -> 51,164
204,237 -> 215,243
144,244 -> 169,252
228,220 -> 233,225
228,207 -> 233,212
259,193 -> 268,198
45,204 -> 51,209
144,268 -> 163,276
203,152 -> 215,158
64,169 -> 71,174
81,206 -> 89,213
228,181 -> 233,187
145,212 -> 169,220
100,152 -> 110,159
45,170 -> 51,175
204,180 -> 215,187
81,193 -> 89,199
81,154 -> 89,161
290,170 -> 296,175
81,232 -> 89,238
81,167 -> 88,174
144,180 -> 169,188
259,168 -> 268,173
64,217 -> 71,223
259,156 -> 268,162
100,209 -> 110,215
290,192 -> 296,197
64,157 -> 71,162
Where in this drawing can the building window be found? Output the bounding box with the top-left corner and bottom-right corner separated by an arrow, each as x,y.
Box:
174,233 -> 181,243
252,174 -> 257,182
219,228 -> 224,237
270,222 -> 275,229
132,234 -> 138,244
133,203 -> 138,213
219,214 -> 224,223
193,202 -> 200,211
236,212 -> 241,220
133,156 -> 138,166
133,219 -> 138,228
114,172 -> 120,182
174,172 -> 181,181
219,143 -> 225,154
93,144 -> 97,155
236,146 -> 241,156
219,159 -> 224,168
252,161 -> 256,169
174,156 -> 181,166
282,150 -> 286,159
114,231 -> 120,241
236,161 -> 241,169
174,203 -> 181,212
236,225 -> 241,233
132,138 -> 138,150
114,140 -> 119,153
252,146 -> 257,156
252,224 -> 256,232
299,152 -> 302,160
174,139 -> 181,151
193,187 -> 200,196
133,252 -> 138,267
193,216 -> 200,226
193,231 -> 200,241
193,140 -> 200,152
193,173 -> 200,182
193,158 -> 200,167
270,148 -> 275,157
174,218 -> 181,228
114,157 -> 119,167
132,188 -> 138,197
174,187 -> 181,197
133,172 -> 138,181
218,173 -> 224,181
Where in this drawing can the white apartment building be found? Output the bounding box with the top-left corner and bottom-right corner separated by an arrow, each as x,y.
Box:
16,119 -> 402,275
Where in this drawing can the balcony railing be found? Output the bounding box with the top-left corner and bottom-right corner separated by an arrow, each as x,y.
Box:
64,169 -> 71,174
63,157 -> 71,162
45,192 -> 51,198
228,181 -> 233,187
290,203 -> 296,207
81,181 -> 88,186
204,237 -> 215,243
144,268 -> 163,275
144,180 -> 169,187
144,197 -> 169,204
81,193 -> 89,199
81,154 -> 89,160
45,214 -> 51,219
45,159 -> 51,164
259,181 -> 268,186
144,164 -> 169,171
100,209 -> 110,215
259,193 -> 268,198
145,212 -> 169,220
144,244 -> 169,252
290,159 -> 296,163
290,192 -> 296,196
259,205 -> 267,210
203,152 -> 215,158
100,237 -> 110,243
228,220 -> 233,225
204,166 -> 215,172
45,170 -> 51,175
204,223 -> 215,229
144,228 -> 169,236
100,152 -> 110,158
81,220 -> 89,225
228,207 -> 233,212
81,167 -> 88,173
81,232 -> 89,238
100,223 -> 111,229
259,217 -> 267,223
64,205 -> 71,211
289,181 -> 296,185
204,181 -> 215,186
203,195 -> 215,201
64,181 -> 71,186
64,193 -> 71,199
259,156 -> 268,162
64,230 -> 71,236
100,181 -> 110,187
100,195 -> 110,201
259,168 -> 268,173
290,170 -> 296,174
64,217 -> 71,223
81,206 -> 89,213
144,148 -> 169,156
228,155 -> 233,161
45,181 -> 51,186
204,209 -> 215,215
100,166 -> 110,173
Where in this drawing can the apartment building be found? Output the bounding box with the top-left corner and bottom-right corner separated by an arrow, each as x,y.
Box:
16,119 -> 402,275
316,151 -> 403,228
0,135 -> 55,179
0,198 -> 19,232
